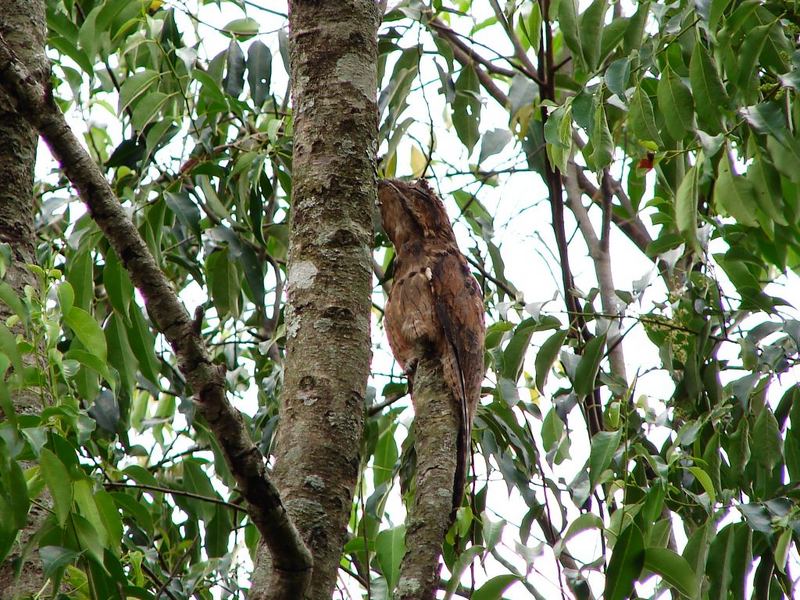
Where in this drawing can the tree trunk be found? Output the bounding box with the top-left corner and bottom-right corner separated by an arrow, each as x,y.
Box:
250,1 -> 380,598
0,1 -> 49,596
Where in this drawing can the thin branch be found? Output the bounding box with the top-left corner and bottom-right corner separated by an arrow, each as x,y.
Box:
428,18 -> 519,80
564,164 -> 627,384
431,23 -> 509,107
487,0 -> 542,84
0,35 -> 312,593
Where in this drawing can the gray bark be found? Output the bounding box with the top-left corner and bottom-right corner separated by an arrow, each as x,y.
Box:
250,1 -> 380,598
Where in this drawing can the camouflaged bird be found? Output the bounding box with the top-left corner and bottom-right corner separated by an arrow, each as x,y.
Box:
378,178 -> 485,512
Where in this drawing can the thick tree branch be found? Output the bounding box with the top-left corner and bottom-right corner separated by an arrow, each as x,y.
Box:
0,35 -> 313,597
396,356 -> 459,600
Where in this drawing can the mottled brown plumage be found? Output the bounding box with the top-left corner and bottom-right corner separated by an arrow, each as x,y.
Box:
378,178 -> 485,512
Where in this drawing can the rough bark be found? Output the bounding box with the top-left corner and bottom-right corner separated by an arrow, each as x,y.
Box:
0,29 -> 313,600
396,357 -> 459,600
249,2 -> 379,598
0,3 -> 49,596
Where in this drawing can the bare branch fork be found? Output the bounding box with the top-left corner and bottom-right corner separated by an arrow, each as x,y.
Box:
0,35 -> 312,596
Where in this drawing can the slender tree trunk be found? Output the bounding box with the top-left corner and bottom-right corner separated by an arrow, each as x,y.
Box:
0,1 -> 48,596
250,2 -> 380,598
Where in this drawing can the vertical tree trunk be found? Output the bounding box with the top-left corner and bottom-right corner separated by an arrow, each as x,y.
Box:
0,1 -> 49,596
250,2 -> 380,598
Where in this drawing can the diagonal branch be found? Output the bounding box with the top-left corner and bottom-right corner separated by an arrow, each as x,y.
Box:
0,35 -> 312,596
564,164 -> 627,383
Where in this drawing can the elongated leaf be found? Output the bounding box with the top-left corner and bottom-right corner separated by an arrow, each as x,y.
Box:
714,154 -> 758,227
574,334 -> 606,396
223,40 -> 246,97
376,525 -> 405,592
579,0 -> 608,70
473,574 -> 521,600
64,307 -> 107,363
247,40 -> 272,106
690,43 -> 727,133
644,547 -> 700,598
478,128 -> 512,163
452,65 -> 481,153
605,524 -> 645,600
675,165 -> 698,242
39,448 -> 72,526
535,329 -> 567,391
558,0 -> 582,68
591,97 -> 613,170
629,85 -> 662,144
657,66 -> 694,140
589,429 -> 621,486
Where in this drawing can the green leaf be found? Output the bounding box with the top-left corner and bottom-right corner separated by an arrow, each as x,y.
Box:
373,426 -> 398,488
579,0 -> 608,70
119,69 -> 160,115
558,0 -> 582,69
714,154 -> 759,227
605,524 -> 645,600
562,512 -> 604,543
64,306 -> 107,363
206,504 -> 233,558
247,40 -> 272,107
675,165 -> 698,243
39,448 -> 72,526
221,17 -> 259,38
206,248 -> 241,319
773,528 -> 791,574
689,43 -> 727,134
0,282 -> 27,323
535,329 -> 567,392
444,545 -> 483,599
452,65 -> 481,153
657,66 -> 694,140
687,465 -> 716,505
223,40 -> 246,97
73,478 -> 108,546
752,408 -> 782,469
592,101 -> 613,170
103,249 -> 133,319
72,514 -> 105,565
478,128 -> 512,163
629,85 -> 662,144
709,0 -> 732,32
644,547 -> 700,598
735,23 -> 772,98
93,490 -> 122,552
746,156 -> 787,226
40,546 -> 79,579
574,334 -> 606,396
131,91 -> 171,131
589,429 -> 621,486
376,525 -> 405,591
473,574 -> 520,600
164,190 -> 201,237
502,320 -> 537,381
1,454 -> 29,529
707,523 -> 752,600
605,58 -> 630,98
126,303 -> 160,385
542,407 -> 570,464
57,281 -> 74,316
